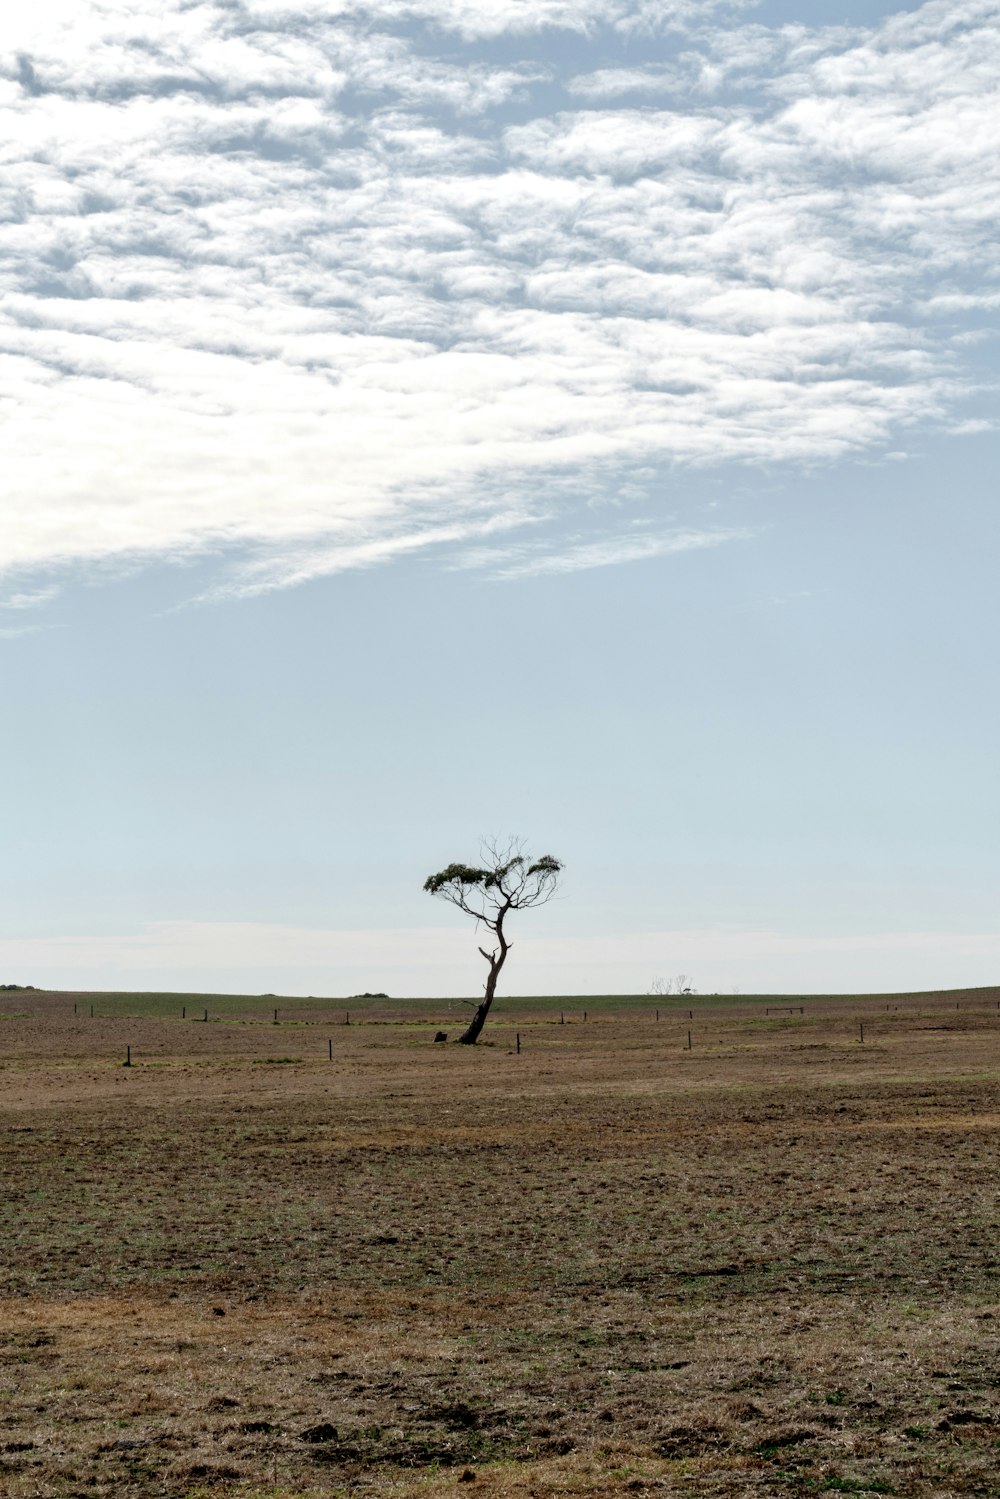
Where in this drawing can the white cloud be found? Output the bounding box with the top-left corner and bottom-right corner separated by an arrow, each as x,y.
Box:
566,65 -> 690,99
0,583 -> 59,609
0,624 -> 46,639
461,525 -> 751,578
505,109 -> 725,175
241,0 -> 745,41
1,0 -> 997,591
5,918 -> 1000,996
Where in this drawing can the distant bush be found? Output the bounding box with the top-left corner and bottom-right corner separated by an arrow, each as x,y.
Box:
0,983 -> 38,992
351,991 -> 389,999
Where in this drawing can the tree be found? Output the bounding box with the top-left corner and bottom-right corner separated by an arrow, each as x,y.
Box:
423,838 -> 563,1045
647,974 -> 696,997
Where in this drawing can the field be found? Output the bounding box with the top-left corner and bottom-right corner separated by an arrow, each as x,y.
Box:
1,987 -> 999,1499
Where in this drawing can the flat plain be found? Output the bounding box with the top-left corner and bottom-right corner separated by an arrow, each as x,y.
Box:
1,987 -> 999,1499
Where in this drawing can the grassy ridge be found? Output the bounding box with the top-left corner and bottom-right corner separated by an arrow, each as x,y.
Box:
18,985 -> 1000,1021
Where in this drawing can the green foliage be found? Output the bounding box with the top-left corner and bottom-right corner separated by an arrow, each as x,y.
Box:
423,850 -> 563,903
423,863 -> 491,894
422,854 -> 563,895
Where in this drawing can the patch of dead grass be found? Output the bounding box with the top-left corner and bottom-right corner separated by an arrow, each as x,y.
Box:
1,991 -> 999,1497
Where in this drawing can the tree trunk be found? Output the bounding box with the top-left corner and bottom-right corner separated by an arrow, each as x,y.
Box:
457,916 -> 509,1044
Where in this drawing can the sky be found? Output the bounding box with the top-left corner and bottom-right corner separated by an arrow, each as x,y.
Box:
1,0 -> 998,998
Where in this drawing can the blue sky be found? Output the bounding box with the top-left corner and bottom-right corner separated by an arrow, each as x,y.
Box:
1,0 -> 998,996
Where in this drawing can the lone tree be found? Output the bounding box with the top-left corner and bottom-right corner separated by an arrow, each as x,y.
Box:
423,839 -> 563,1044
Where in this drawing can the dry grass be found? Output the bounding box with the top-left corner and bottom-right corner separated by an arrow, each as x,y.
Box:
1,989 -> 999,1498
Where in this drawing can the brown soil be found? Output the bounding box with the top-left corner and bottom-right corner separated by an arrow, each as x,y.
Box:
1,990 -> 999,1498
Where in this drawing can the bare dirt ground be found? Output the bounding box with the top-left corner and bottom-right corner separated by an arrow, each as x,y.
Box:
1,989 -> 999,1499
